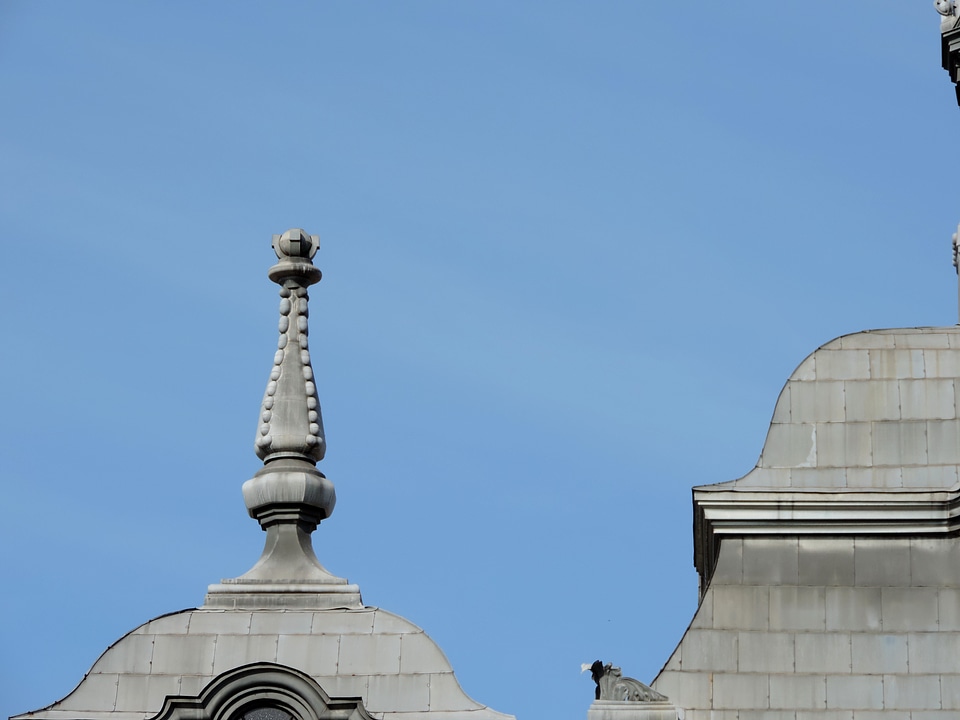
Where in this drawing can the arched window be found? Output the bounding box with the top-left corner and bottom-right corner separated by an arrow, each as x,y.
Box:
149,663 -> 373,720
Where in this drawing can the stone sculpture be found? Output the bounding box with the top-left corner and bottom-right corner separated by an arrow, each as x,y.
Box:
586,661 -> 668,703
205,228 -> 361,609
937,0 -> 958,18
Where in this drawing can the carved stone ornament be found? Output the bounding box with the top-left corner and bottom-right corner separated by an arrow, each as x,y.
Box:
588,661 -> 669,703
256,228 -> 325,463
937,0 -> 959,19
941,0 -> 960,104
953,227 -> 959,272
204,229 -> 361,609
148,662 -> 375,720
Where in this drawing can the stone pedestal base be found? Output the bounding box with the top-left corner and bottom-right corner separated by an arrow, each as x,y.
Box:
587,701 -> 679,720
204,578 -> 362,609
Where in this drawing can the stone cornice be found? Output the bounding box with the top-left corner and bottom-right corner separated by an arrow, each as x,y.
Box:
693,483 -> 960,588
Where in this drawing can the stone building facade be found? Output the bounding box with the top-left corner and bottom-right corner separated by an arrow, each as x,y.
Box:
650,328 -> 960,719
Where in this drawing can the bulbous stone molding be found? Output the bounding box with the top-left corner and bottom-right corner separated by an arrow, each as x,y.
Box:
149,662 -> 374,720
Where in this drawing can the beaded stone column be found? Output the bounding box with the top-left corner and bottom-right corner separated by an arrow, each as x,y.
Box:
205,229 -> 361,609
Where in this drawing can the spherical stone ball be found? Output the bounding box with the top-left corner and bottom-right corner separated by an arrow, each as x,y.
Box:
273,228 -> 319,260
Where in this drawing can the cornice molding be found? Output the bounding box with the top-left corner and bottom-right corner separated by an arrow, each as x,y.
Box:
693,483 -> 960,590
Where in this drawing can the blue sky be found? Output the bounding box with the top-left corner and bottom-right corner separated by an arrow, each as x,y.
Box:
1,3 -> 957,720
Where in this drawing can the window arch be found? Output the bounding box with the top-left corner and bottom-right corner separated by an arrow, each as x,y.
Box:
149,662 -> 373,720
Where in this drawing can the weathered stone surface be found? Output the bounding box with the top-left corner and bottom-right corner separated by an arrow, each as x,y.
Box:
727,328 -> 960,488
655,327 -> 960,718
587,701 -> 679,720
13,608 -> 510,720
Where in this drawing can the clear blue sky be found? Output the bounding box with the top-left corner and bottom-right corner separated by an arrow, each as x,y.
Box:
1,3 -> 957,720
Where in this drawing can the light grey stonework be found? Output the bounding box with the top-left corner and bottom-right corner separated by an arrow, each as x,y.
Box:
654,325 -> 960,717
12,232 -> 512,720
15,608 -> 511,720
205,230 -> 361,610
587,702 -> 678,720
17,580 -> 512,720
655,537 -> 960,714
730,328 -> 960,488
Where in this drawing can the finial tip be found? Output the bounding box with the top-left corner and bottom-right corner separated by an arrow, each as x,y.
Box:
274,228 -> 319,261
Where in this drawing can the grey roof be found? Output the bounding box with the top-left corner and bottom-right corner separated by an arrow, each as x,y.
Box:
15,607 -> 512,720
651,327 -> 960,718
653,535 -> 960,719
723,327 -> 960,491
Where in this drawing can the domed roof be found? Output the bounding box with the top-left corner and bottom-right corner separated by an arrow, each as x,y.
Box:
721,327 -> 960,491
15,607 -> 511,720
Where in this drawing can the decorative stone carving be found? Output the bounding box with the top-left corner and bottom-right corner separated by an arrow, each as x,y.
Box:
584,662 -> 679,720
953,225 -> 959,273
941,1 -> 960,102
587,661 -> 668,703
205,229 -> 361,609
953,225 -> 959,322
255,229 -> 325,463
937,0 -> 958,19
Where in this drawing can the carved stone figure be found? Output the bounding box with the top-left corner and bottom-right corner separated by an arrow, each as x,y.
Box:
586,661 -> 668,703
953,227 -> 958,273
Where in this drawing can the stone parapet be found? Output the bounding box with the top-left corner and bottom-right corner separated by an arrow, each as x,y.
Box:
587,701 -> 678,720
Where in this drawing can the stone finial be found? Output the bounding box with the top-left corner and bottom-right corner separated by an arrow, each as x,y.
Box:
205,229 -> 361,610
273,227 -> 319,260
255,229 -> 325,463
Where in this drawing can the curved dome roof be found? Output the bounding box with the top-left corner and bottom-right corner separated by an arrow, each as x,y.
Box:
724,327 -> 960,491
15,606 -> 512,720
